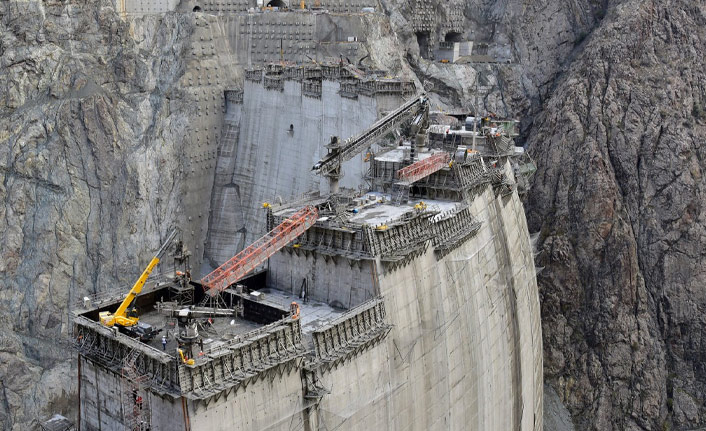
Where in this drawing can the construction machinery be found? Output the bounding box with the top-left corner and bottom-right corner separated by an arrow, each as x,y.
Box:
158,303 -> 242,344
200,206 -> 318,297
99,230 -> 178,327
312,93 -> 429,193
178,349 -> 195,366
414,201 -> 428,211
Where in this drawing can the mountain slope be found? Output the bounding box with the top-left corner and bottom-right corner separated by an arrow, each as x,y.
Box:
0,2 -> 196,428
526,1 -> 706,428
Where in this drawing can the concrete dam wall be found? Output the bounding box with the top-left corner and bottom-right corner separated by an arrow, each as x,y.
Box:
205,73 -> 411,267
75,162 -> 542,431
68,5 -> 543,431
192,72 -> 542,430
266,178 -> 543,430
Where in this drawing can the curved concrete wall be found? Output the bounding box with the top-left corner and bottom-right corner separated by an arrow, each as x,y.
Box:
188,365 -> 306,431
203,75 -> 543,428
175,179 -> 542,431
310,183 -> 542,430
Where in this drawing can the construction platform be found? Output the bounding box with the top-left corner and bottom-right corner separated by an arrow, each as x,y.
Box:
73,272 -> 346,364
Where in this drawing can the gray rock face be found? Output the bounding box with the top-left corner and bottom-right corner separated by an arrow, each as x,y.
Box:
0,2 -> 198,428
526,0 -> 706,429
381,0 -> 607,130
544,384 -> 576,431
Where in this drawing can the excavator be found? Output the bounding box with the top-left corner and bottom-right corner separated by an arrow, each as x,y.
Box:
99,230 -> 178,328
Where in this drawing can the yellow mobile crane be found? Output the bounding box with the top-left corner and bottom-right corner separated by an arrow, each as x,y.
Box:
99,230 -> 178,327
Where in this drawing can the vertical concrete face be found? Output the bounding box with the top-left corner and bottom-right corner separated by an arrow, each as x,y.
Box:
268,252 -> 376,308
492,163 -> 544,429
204,79 -> 387,267
78,356 -> 306,431
311,183 -> 542,430
79,358 -> 125,431
313,344 -> 396,429
79,357 -> 186,431
188,365 -> 305,431
150,395 -> 187,431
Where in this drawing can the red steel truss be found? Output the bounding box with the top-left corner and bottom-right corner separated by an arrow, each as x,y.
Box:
396,152 -> 451,184
201,206 -> 319,296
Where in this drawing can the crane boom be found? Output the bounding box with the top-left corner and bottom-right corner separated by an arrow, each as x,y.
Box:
100,229 -> 178,327
312,93 -> 429,178
201,206 -> 318,296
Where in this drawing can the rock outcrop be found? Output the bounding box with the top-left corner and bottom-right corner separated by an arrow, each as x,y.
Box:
526,1 -> 706,429
0,2 -> 199,428
381,0 -> 608,131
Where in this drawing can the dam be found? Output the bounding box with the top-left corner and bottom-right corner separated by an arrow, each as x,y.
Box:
68,2 -> 543,430
205,63 -> 414,268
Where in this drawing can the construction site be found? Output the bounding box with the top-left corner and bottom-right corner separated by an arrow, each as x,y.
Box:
68,1 -> 543,430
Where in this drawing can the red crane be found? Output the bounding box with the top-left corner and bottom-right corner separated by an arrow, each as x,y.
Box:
397,152 -> 451,185
201,206 -> 319,296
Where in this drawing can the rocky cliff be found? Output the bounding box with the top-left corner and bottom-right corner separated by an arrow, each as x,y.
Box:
380,0 -> 607,128
0,2 -> 199,428
526,1 -> 706,429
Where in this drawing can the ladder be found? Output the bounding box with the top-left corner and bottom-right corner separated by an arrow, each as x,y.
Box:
391,183 -> 410,205
122,351 -> 151,431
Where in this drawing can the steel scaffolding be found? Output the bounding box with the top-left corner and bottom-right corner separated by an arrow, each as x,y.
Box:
397,152 -> 451,185
122,351 -> 151,431
201,206 -> 319,296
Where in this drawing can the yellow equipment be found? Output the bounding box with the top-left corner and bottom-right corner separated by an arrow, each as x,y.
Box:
414,201 -> 427,211
178,348 -> 195,366
300,0 -> 305,9
99,230 -> 177,328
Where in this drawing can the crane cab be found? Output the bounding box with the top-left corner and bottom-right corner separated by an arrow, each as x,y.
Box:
99,308 -> 139,327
